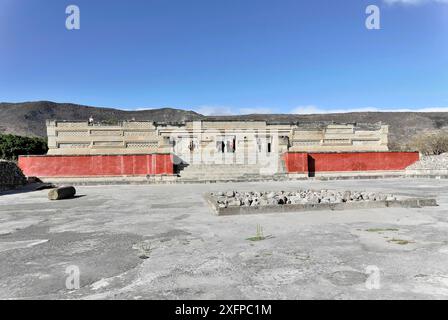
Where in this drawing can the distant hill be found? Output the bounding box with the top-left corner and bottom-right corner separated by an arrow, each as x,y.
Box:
1,101 -> 448,149
226,112 -> 448,150
0,101 -> 204,137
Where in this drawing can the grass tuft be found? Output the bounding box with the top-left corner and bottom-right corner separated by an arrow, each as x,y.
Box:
246,224 -> 269,242
387,238 -> 413,245
366,228 -> 399,233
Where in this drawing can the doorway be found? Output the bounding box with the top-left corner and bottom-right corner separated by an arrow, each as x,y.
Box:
216,136 -> 236,153
308,154 -> 316,177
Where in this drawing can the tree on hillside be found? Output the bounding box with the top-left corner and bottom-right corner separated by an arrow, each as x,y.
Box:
409,131 -> 448,155
0,134 -> 48,160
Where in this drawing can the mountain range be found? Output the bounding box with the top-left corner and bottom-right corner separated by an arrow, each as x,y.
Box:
2,101 -> 448,149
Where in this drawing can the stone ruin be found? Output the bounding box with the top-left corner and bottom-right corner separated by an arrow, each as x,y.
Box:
210,189 -> 397,209
206,189 -> 437,216
0,160 -> 27,191
407,153 -> 448,170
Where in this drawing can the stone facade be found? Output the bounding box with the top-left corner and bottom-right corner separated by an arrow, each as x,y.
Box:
289,123 -> 388,152
46,120 -> 388,165
46,120 -> 163,155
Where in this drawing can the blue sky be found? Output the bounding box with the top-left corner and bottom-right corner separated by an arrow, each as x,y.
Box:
0,0 -> 447,114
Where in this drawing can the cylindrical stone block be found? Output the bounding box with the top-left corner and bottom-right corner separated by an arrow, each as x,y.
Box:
48,186 -> 76,200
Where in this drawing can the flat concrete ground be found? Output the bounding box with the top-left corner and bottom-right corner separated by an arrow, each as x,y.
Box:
0,178 -> 448,300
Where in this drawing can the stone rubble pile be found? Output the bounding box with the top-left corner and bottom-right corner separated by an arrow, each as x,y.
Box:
211,190 -> 397,208
406,153 -> 448,170
0,160 -> 27,191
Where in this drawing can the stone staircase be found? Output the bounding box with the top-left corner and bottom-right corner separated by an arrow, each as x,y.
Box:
177,163 -> 288,182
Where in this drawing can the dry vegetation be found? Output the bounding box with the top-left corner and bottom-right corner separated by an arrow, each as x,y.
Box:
408,131 -> 448,155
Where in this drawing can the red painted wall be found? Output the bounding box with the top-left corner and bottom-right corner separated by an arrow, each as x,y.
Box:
18,152 -> 419,177
284,152 -> 419,173
283,153 -> 308,173
18,154 -> 174,177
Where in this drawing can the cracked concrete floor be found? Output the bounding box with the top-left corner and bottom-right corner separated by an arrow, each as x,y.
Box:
0,178 -> 448,300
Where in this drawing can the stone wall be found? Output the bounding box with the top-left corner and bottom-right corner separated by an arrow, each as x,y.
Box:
405,153 -> 448,176
0,160 -> 27,191
46,120 -> 163,155
283,152 -> 420,174
289,123 -> 389,152
406,153 -> 448,170
18,154 -> 174,177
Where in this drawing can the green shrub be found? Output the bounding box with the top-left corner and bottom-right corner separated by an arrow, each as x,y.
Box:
0,134 -> 48,160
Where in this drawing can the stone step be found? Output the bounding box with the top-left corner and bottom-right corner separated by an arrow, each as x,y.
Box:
182,172 -> 260,176
179,164 -> 275,170
181,168 -> 265,173
181,167 -> 262,171
178,163 -> 286,181
178,174 -> 291,182
180,175 -> 261,179
179,165 -> 265,170
180,170 -> 262,176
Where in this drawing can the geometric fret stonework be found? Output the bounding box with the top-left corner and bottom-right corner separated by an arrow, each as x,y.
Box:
46,120 -> 389,161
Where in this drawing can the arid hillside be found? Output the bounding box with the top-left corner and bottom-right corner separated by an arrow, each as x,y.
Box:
1,101 -> 448,149
0,101 -> 204,137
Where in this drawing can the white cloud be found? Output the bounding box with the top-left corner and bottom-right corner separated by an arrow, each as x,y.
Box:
411,107 -> 448,112
130,104 -> 448,115
133,106 -> 184,111
383,0 -> 448,5
239,107 -> 273,115
135,107 -> 155,111
290,105 -> 323,114
194,105 -> 234,116
291,105 -> 448,114
194,106 -> 274,115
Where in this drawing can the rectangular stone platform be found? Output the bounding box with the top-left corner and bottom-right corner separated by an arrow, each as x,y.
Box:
205,193 -> 438,216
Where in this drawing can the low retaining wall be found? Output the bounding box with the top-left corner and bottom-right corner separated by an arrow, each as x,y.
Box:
18,154 -> 174,177
284,152 -> 419,174
209,197 -> 437,216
